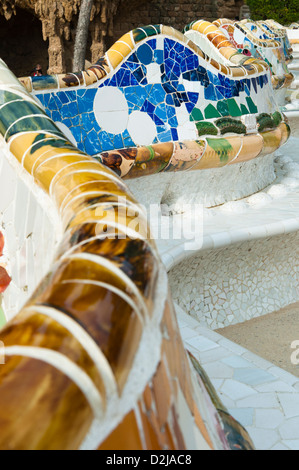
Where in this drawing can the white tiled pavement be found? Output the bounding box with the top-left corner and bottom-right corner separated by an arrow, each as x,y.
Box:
152,136 -> 299,450
152,137 -> 299,273
176,305 -> 299,450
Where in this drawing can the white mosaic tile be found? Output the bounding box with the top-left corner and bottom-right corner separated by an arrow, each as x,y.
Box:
220,379 -> 257,401
279,417 -> 299,440
228,408 -> 254,427
127,110 -> 157,145
0,144 -> 62,320
233,368 -> 277,386
185,335 -> 219,352
277,393 -> 299,419
246,427 -> 280,450
270,443 -> 290,451
255,409 -> 285,430
202,361 -> 234,379
93,86 -> 129,134
236,392 -> 281,409
283,440 -> 299,450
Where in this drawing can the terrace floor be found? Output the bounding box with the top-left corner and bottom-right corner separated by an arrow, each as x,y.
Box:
178,305 -> 299,450
170,136 -> 299,450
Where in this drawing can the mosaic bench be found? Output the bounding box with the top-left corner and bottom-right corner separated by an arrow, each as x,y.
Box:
213,18 -> 294,106
277,23 -> 299,132
0,20 -> 293,450
0,54 -> 255,449
18,24 -> 290,212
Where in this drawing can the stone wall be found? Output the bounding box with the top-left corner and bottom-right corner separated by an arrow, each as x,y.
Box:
110,0 -> 243,48
0,0 -> 243,76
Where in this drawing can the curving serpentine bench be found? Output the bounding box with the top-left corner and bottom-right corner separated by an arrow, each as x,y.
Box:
0,48 -> 256,449
18,24 -> 289,212
0,21 -> 293,450
213,18 -> 294,106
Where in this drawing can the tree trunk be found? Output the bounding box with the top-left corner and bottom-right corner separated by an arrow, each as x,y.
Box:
72,0 -> 94,72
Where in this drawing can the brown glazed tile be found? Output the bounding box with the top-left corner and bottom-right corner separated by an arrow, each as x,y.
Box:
53,171 -> 127,206
0,310 -> 106,399
67,237 -> 158,303
160,423 -> 177,450
147,409 -> 167,449
64,205 -> 152,242
0,355 -> 93,450
59,180 -> 125,212
193,402 -> 214,450
122,143 -> 174,178
138,403 -> 162,450
33,155 -> 88,191
162,338 -> 194,415
62,189 -> 138,223
152,360 -> 172,428
160,301 -> 195,412
50,160 -> 117,194
170,405 -> 186,450
143,383 -> 154,412
31,273 -> 144,392
98,409 -> 143,450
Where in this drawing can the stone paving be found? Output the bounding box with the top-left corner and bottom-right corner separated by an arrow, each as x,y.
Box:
176,304 -> 299,450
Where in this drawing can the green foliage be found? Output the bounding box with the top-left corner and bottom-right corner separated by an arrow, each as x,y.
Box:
247,0 -> 299,25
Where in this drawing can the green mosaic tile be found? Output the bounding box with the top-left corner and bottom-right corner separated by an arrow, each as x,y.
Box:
240,104 -> 250,115
246,97 -> 258,114
6,116 -> 64,141
0,90 -> 21,106
257,113 -> 275,132
216,117 -> 246,135
227,98 -> 242,117
196,121 -> 218,136
0,98 -> 42,136
190,107 -> 204,122
272,111 -> 282,126
133,25 -> 161,43
204,104 -> 222,119
207,137 -> 234,163
217,100 -> 230,117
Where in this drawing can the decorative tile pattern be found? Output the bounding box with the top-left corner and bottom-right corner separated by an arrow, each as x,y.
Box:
178,307 -> 299,450
147,137 -> 299,331
0,56 -> 254,450
213,18 -> 294,94
17,23 -> 289,180
0,18 -> 295,451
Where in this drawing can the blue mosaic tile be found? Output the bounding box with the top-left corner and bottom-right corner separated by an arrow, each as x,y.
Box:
154,50 -> 164,65
185,102 -> 196,114
71,126 -> 82,144
169,116 -> 178,128
158,130 -> 172,142
113,134 -> 125,149
137,43 -> 154,65
204,84 -> 217,101
171,128 -> 179,141
252,77 -> 257,94
153,114 -> 166,126
58,92 -> 70,105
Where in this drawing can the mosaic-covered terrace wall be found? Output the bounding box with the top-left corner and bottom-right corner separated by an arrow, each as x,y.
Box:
0,56 -> 255,449
214,18 -> 294,92
19,23 -> 290,181
0,21 -> 292,449
243,19 -> 293,65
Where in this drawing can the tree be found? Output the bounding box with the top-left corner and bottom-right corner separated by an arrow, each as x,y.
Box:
247,0 -> 299,25
72,0 -> 94,72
